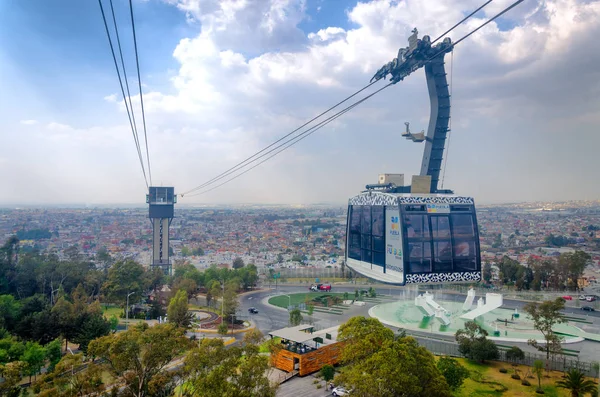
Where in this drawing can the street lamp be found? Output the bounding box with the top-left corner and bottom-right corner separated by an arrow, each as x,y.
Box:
126,291 -> 135,331
283,295 -> 292,310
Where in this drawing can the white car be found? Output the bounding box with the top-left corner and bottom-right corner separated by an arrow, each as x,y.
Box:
332,386 -> 350,396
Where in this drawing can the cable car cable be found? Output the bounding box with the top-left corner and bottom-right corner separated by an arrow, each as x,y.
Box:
98,0 -> 148,188
180,80 -> 382,196
181,0 -> 524,197
184,83 -> 394,197
107,0 -> 144,176
431,0 -> 493,44
128,0 -> 152,186
181,1 -> 498,197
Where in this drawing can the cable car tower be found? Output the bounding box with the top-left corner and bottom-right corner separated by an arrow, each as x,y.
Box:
346,28 -> 481,286
147,187 -> 176,275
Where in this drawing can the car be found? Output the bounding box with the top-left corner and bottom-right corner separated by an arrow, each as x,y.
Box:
248,307 -> 258,314
579,295 -> 587,300
581,306 -> 595,311
562,295 -> 573,300
332,386 -> 351,396
586,296 -> 597,302
309,284 -> 332,292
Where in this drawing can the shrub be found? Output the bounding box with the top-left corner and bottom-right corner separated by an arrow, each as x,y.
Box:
499,368 -> 508,373
536,387 -> 545,394
316,384 -> 322,389
511,374 -> 521,380
521,380 -> 531,386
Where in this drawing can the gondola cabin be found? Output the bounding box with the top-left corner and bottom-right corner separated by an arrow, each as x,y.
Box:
345,191 -> 481,285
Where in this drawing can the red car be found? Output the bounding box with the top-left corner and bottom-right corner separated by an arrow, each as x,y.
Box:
562,295 -> 573,301
309,284 -> 331,291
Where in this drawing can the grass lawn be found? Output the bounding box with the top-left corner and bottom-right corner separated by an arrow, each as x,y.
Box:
102,305 -> 122,320
268,293 -> 348,309
453,358 -> 593,397
279,277 -> 369,284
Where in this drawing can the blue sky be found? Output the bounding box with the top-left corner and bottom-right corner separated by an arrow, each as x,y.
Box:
1,0 -> 600,205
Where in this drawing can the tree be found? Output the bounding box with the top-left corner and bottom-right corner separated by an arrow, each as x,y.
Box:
437,356 -> 470,391
336,318 -> 451,397
36,353 -> 105,397
307,304 -> 314,324
232,257 -> 245,269
168,289 -> 194,329
524,298 -> 565,360
289,308 -> 303,326
21,341 -> 46,382
51,296 -> 77,351
556,368 -> 597,397
506,346 -> 525,363
181,337 -> 277,397
223,282 -> 239,324
482,263 -> 493,284
101,260 -> 147,306
455,321 -> 499,363
172,278 -> 197,300
321,364 -> 335,386
88,323 -> 191,397
72,308 -> 111,353
0,361 -> 24,397
44,338 -> 62,372
338,316 -> 394,365
533,359 -> 544,392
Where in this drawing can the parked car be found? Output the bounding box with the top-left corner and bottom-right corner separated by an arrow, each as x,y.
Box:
248,307 -> 258,314
579,295 -> 587,300
581,306 -> 595,312
586,296 -> 597,302
562,295 -> 573,300
332,386 -> 351,396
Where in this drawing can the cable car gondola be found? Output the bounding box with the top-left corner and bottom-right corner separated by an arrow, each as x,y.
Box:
345,29 -> 481,285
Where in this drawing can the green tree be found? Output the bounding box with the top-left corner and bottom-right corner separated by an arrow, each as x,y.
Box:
181,337 -> 276,397
168,289 -> 194,329
455,321 -> 499,363
44,338 -> 62,372
506,346 -> 525,363
556,368 -> 597,397
101,259 -> 147,306
223,282 -> 239,324
437,356 -> 469,391
0,361 -> 24,397
338,316 -> 394,365
524,298 -> 565,360
73,307 -> 111,354
232,257 -> 245,269
307,304 -> 314,324
320,364 -> 335,385
88,323 -> 191,397
336,319 -> 450,397
482,263 -> 493,284
218,323 -> 229,336
533,359 -> 544,392
21,341 -> 46,382
289,308 -> 303,326
51,296 -> 77,351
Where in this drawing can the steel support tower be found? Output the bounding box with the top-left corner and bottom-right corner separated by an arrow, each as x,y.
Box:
146,186 -> 176,275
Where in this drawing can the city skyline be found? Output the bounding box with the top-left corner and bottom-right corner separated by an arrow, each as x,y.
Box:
1,0 -> 599,205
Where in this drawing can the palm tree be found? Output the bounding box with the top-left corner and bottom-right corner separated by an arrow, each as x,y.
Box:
556,368 -> 597,397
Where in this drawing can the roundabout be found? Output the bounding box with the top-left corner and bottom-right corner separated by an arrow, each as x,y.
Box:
368,295 -> 596,344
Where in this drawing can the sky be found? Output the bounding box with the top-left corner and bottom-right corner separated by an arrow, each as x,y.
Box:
1,0 -> 599,206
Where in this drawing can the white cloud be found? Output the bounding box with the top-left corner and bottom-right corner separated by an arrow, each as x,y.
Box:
3,0 -> 600,205
104,93 -> 118,102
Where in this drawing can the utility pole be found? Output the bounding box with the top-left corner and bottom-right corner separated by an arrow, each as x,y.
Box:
230,313 -> 235,335
221,279 -> 225,321
126,291 -> 135,331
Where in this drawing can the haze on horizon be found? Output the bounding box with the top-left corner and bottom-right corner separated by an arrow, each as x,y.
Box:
1,0 -> 599,206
